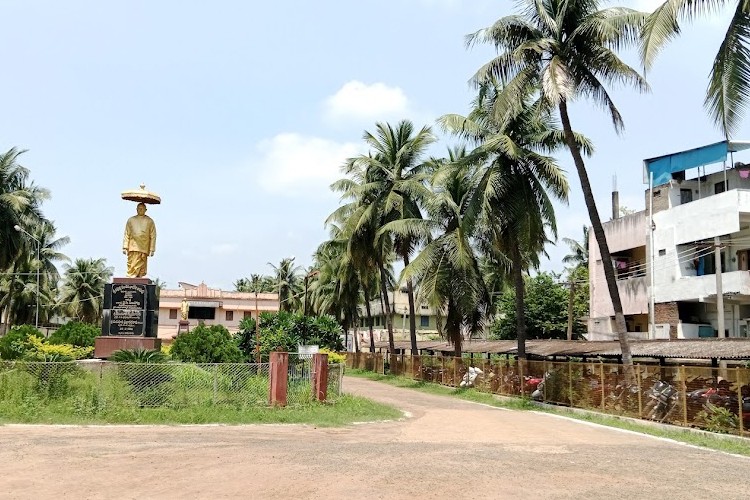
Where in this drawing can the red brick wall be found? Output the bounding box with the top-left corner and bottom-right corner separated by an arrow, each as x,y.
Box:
654,302 -> 679,339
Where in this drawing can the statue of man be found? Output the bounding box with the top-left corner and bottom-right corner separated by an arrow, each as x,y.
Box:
122,202 -> 156,277
180,298 -> 189,321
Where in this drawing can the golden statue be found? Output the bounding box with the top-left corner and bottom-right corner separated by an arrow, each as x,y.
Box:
121,184 -> 161,278
180,298 -> 189,321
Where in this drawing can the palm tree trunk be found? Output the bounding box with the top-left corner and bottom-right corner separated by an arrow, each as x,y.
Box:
511,243 -> 527,360
402,254 -> 418,355
446,296 -> 462,357
379,266 -> 395,354
365,296 -> 375,353
559,100 -> 633,367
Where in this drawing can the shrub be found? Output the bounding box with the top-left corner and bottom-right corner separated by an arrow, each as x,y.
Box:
697,403 -> 739,433
235,312 -> 344,360
110,348 -> 167,363
171,324 -> 243,363
0,325 -> 44,360
319,348 -> 346,365
48,322 -> 99,348
23,337 -> 93,361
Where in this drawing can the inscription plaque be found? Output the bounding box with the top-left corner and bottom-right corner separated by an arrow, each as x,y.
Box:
108,283 -> 146,336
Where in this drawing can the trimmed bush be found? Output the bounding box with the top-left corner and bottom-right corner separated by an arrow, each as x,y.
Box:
48,322 -> 99,348
171,324 -> 243,363
0,325 -> 44,360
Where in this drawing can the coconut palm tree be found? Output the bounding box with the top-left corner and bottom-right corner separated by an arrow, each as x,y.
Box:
59,258 -> 113,324
563,226 -> 590,270
468,0 -> 648,365
339,121 -> 435,356
439,81 -> 571,359
384,146 -> 491,356
268,257 -> 303,312
641,0 -> 750,137
330,154 -> 399,354
0,148 -> 49,271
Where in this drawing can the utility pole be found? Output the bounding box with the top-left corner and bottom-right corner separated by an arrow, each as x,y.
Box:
566,280 -> 576,341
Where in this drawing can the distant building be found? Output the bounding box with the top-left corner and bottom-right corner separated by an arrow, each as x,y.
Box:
589,140 -> 750,340
357,288 -> 443,348
158,282 -> 279,339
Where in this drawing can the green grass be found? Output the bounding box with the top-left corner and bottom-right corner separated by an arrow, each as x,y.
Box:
0,365 -> 401,426
348,369 -> 750,456
0,394 -> 401,426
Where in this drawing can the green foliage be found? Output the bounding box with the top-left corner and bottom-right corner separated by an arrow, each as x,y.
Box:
697,404 -> 740,434
171,324 -> 243,363
48,321 -> 99,347
235,312 -> 344,360
320,348 -> 346,365
23,337 -> 93,361
110,348 -> 167,363
490,272 -> 587,340
0,325 -> 44,360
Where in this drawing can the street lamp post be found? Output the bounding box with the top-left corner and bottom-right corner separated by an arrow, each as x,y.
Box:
14,224 -> 40,329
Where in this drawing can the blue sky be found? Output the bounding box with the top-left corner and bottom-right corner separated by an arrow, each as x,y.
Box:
1,0 -> 746,290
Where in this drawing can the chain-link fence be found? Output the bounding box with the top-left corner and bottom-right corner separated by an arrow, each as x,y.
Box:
346,352 -> 750,436
0,359 -> 344,410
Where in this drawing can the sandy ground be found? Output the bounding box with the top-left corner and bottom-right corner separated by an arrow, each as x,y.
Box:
0,377 -> 748,499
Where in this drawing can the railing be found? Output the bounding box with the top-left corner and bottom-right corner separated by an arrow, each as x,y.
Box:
0,356 -> 343,410
346,352 -> 750,437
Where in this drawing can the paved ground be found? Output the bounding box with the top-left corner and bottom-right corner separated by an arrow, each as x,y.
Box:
0,377 -> 748,499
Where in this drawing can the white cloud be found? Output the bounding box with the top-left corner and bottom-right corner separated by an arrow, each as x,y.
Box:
253,133 -> 361,196
324,80 -> 409,123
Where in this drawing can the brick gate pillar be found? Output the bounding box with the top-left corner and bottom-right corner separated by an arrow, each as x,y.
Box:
269,352 -> 289,406
312,353 -> 329,401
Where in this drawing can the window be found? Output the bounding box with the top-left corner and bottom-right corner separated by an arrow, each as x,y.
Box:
680,189 -> 693,204
715,181 -> 727,194
659,249 -> 666,256
420,315 -> 429,327
225,311 -> 234,321
169,309 -> 178,320
243,311 -> 253,319
188,307 -> 215,320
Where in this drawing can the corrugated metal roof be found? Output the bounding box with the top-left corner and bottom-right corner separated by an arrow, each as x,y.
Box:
372,339 -> 750,360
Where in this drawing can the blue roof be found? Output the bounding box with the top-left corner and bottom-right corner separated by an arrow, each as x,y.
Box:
643,140 -> 750,185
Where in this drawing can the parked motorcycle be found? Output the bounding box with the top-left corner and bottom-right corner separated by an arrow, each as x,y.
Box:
644,380 -> 680,422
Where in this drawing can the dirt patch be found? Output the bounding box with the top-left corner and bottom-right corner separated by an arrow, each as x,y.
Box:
0,377 -> 748,499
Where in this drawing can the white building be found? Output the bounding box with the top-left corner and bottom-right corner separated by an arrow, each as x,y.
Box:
589,141 -> 750,340
158,282 -> 279,339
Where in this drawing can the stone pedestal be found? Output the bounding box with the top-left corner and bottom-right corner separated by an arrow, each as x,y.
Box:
94,336 -> 162,359
176,320 -> 190,337
95,277 -> 160,358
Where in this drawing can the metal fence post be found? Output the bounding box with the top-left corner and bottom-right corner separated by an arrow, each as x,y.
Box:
213,365 -> 218,405
637,365 -> 643,418
568,362 -> 573,407
738,367 -> 745,435
600,363 -> 605,411
679,365 -> 688,426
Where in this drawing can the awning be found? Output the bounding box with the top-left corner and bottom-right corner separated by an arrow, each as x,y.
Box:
643,140 -> 750,185
187,300 -> 221,308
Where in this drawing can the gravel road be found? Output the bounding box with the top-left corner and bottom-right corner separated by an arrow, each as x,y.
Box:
0,376 -> 748,499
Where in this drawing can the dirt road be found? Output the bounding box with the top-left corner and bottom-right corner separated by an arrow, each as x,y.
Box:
0,376 -> 748,499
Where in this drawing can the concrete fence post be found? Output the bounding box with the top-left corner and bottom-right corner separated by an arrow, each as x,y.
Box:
312,353 -> 329,402
269,352 -> 289,407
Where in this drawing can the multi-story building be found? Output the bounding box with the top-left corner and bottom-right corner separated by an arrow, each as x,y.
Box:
589,140 -> 750,340
157,282 -> 279,339
357,288 -> 442,347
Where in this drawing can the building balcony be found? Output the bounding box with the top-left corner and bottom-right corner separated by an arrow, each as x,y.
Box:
654,270 -> 750,303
